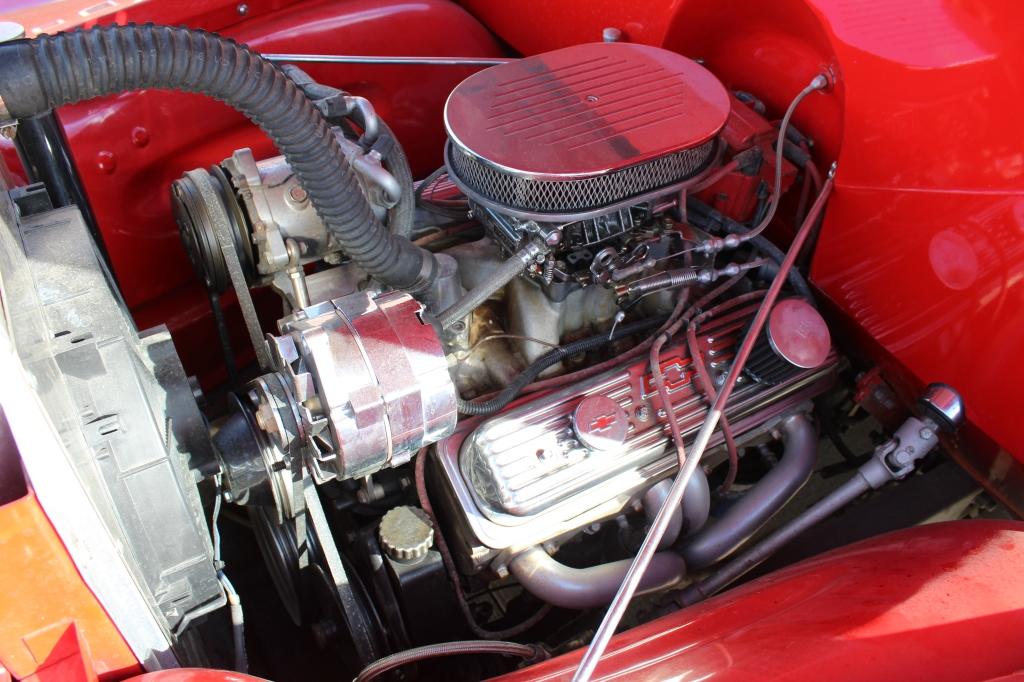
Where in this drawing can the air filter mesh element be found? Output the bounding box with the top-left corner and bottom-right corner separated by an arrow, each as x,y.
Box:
445,139 -> 715,213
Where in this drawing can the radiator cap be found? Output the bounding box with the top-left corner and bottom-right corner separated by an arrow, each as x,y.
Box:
379,506 -> 434,563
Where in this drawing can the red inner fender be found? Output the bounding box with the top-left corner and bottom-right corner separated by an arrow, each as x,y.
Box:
494,520 -> 1024,682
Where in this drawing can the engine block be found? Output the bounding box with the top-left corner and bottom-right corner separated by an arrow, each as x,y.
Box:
435,301 -> 836,569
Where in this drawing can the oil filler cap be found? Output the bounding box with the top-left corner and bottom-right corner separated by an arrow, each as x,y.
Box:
573,395 -> 629,451
379,506 -> 434,563
745,299 -> 831,385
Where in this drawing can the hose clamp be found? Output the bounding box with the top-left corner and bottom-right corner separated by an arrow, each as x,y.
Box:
517,237 -> 548,264
400,248 -> 440,298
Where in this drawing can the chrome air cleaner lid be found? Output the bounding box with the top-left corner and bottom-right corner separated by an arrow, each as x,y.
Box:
443,42 -> 730,218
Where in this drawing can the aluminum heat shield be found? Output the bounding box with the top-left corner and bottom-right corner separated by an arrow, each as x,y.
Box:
435,302 -> 836,563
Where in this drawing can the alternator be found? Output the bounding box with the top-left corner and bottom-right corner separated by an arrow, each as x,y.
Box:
214,290 -> 457,505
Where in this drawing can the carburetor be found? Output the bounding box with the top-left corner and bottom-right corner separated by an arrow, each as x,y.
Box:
443,42 -> 730,285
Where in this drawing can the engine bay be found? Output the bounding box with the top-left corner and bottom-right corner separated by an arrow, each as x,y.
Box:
0,15 -> 1008,682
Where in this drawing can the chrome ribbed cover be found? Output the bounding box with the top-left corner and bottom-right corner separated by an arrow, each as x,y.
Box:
458,303 -> 836,521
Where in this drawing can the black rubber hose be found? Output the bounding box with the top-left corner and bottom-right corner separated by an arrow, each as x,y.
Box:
415,165 -> 468,222
687,197 -> 814,302
0,24 -> 436,292
457,316 -> 666,416
438,239 -> 542,329
355,640 -> 545,682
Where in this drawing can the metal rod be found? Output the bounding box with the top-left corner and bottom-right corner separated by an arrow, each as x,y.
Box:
264,53 -> 512,66
573,165 -> 836,682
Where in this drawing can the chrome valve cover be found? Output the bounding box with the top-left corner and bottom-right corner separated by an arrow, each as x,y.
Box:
436,301 -> 837,568
272,290 -> 457,481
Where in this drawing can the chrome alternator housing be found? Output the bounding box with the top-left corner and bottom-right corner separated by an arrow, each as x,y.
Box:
270,291 -> 458,481
215,290 -> 457,507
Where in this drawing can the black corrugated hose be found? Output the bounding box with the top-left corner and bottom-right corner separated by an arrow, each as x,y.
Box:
0,24 -> 437,292
457,315 -> 666,416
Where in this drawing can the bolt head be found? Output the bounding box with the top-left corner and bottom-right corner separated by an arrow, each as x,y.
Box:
602,26 -> 622,42
130,126 -> 150,148
255,402 -> 279,434
892,448 -> 914,467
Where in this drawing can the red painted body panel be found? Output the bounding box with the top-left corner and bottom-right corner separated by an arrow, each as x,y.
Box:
666,0 -> 1024,509
0,496 -> 142,682
458,1 -> 682,54
0,414 -> 141,682
497,520 -> 1024,682
0,489 -> 141,681
126,672 -> 268,682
